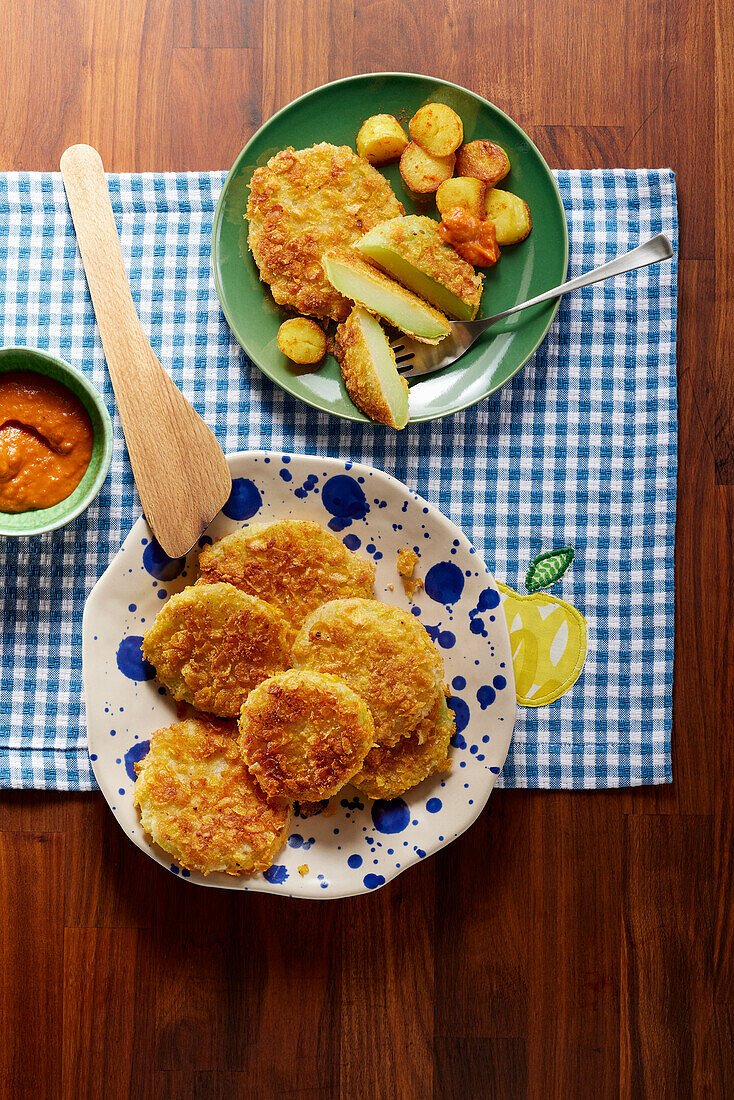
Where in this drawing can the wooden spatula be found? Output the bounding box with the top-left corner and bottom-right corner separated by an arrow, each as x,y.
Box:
60,144 -> 232,559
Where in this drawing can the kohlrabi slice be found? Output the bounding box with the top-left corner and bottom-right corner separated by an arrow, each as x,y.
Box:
355,216 -> 483,321
334,306 -> 409,429
323,250 -> 451,344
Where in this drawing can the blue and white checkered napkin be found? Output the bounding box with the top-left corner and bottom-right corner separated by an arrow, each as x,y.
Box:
0,168 -> 677,790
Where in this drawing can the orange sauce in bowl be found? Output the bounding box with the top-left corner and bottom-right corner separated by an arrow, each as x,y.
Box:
0,370 -> 94,513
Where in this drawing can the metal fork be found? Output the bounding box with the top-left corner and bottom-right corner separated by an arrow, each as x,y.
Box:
390,233 -> 674,380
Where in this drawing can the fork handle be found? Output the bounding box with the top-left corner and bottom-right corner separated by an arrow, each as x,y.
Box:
484,233 -> 674,327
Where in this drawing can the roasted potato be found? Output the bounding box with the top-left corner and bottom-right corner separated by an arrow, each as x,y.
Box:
455,140 -> 510,187
399,142 -> 455,194
436,176 -> 487,220
277,317 -> 327,365
356,114 -> 409,165
484,189 -> 532,245
408,103 -> 463,157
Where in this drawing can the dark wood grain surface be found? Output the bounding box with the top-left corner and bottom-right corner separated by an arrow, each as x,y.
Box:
0,1 -> 730,1097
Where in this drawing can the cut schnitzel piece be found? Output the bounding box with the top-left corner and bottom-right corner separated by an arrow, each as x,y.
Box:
239,669 -> 375,801
142,582 -> 291,717
292,598 -> 444,748
355,215 -> 484,321
246,143 -> 403,322
334,307 -> 409,429
197,520 -> 375,634
323,250 -> 451,344
351,689 -> 454,800
134,716 -> 291,876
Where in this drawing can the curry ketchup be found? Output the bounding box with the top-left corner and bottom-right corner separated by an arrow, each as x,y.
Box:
0,370 -> 94,513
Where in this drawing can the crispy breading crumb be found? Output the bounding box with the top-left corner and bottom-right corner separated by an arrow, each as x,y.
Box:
397,546 -> 423,601
298,864 -> 309,876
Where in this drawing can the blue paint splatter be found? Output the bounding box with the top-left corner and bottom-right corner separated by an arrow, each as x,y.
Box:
426,797 -> 442,813
170,864 -> 180,875
294,474 -> 319,500
478,586 -> 501,611
364,873 -> 386,890
425,561 -> 464,605
469,616 -> 486,636
343,533 -> 361,550
347,854 -> 363,869
223,477 -> 262,520
321,475 -> 369,530
416,848 -> 426,858
124,740 -> 150,781
116,637 -> 156,682
287,834 -> 304,848
128,603 -> 137,612
263,864 -> 289,884
478,685 -> 496,709
493,675 -> 507,691
371,798 -> 410,834
279,468 -> 292,482
437,630 -> 455,649
448,696 -> 470,733
451,730 -> 467,750
452,676 -> 466,691
142,539 -> 186,581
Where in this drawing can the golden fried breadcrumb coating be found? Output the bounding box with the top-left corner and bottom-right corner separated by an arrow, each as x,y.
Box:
246,143 -> 403,322
397,546 -> 423,600
142,582 -> 291,717
351,690 -> 453,800
197,520 -> 375,633
239,669 -> 375,801
134,716 -> 291,876
292,598 -> 444,748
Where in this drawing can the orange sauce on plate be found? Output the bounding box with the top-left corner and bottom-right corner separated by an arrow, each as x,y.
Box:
438,208 -> 500,267
0,370 -> 94,513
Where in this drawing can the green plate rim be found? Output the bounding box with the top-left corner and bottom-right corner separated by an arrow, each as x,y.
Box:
0,346 -> 114,537
212,71 -> 569,424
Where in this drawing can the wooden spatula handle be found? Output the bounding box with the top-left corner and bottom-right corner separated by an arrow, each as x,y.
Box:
60,144 -> 167,395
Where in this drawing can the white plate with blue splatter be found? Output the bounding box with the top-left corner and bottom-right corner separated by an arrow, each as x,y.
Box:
83,451 -> 516,898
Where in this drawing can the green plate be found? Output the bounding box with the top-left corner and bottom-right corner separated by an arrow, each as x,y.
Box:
212,72 -> 568,424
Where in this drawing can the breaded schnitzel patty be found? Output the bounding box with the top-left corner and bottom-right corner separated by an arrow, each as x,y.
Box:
351,690 -> 453,800
134,716 -> 291,876
239,669 -> 375,801
197,520 -> 375,633
142,582 -> 290,717
291,598 -> 444,748
246,143 -> 403,322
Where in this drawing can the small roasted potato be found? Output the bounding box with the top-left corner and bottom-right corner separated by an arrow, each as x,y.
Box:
408,103 -> 463,157
277,317 -> 327,365
455,140 -> 510,186
356,114 -> 409,165
436,176 -> 487,220
484,189 -> 532,245
399,142 -> 455,194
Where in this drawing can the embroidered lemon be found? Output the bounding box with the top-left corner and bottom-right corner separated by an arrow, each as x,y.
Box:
497,581 -> 587,706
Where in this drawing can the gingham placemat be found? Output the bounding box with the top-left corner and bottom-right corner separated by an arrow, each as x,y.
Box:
0,168 -> 677,790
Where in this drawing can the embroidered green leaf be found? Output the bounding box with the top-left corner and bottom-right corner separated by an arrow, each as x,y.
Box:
525,547 -> 575,592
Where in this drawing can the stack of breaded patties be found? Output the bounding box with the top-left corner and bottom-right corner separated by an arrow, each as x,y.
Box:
135,520 -> 453,876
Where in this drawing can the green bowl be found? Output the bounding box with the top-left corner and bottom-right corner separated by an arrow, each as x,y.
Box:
0,347 -> 113,537
212,72 -> 569,424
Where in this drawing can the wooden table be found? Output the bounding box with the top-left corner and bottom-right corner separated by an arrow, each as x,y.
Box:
0,2 -> 730,1097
